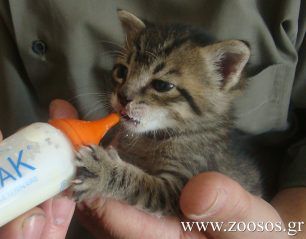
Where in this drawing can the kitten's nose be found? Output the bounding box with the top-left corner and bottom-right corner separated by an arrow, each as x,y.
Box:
118,92 -> 132,106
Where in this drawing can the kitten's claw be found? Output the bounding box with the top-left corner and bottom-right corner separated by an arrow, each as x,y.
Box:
71,179 -> 83,185
72,145 -> 112,202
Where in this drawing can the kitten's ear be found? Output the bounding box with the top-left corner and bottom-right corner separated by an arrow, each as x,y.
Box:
202,40 -> 250,91
117,9 -> 145,41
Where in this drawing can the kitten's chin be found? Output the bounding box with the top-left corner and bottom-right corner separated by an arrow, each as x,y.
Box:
121,118 -> 155,133
121,116 -> 167,134
121,117 -> 143,132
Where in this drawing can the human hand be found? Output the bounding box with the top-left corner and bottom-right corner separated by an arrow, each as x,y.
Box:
76,172 -> 297,239
0,99 -> 78,239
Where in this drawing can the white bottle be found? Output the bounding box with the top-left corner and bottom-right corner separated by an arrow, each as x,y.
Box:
0,113 -> 119,227
0,123 -> 75,227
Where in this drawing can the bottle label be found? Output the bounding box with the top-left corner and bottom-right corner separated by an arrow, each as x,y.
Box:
0,137 -> 40,204
0,150 -> 36,188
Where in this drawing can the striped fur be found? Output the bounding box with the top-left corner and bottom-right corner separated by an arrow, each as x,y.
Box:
73,10 -> 262,216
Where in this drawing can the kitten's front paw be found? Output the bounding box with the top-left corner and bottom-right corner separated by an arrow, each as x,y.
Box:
72,145 -> 108,202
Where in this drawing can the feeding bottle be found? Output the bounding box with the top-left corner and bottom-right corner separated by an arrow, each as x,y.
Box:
0,113 -> 119,226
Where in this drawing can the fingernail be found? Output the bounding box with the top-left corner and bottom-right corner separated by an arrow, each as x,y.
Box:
49,100 -> 60,117
52,196 -> 75,225
49,99 -> 78,119
22,214 -> 45,239
49,99 -> 67,119
188,188 -> 227,220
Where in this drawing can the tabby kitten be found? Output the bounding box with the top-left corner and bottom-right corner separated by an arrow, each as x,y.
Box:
73,10 -> 262,215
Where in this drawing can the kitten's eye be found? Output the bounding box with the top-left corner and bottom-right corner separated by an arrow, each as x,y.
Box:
112,64 -> 128,83
151,79 -> 175,92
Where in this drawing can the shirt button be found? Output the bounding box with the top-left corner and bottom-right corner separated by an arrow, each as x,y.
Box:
32,40 -> 47,56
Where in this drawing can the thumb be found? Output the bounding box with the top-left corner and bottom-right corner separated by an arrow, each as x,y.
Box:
49,99 -> 79,119
180,172 -> 288,239
38,197 -> 75,239
0,207 -> 46,239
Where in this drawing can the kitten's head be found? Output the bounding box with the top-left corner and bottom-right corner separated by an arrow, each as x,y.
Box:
111,10 -> 250,134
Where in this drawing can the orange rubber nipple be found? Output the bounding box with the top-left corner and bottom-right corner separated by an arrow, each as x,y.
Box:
48,113 -> 120,148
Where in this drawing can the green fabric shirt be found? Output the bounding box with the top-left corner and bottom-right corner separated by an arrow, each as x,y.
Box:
0,0 -> 305,189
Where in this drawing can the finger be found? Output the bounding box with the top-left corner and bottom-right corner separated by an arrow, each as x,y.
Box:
49,99 -> 79,119
76,198 -> 206,239
0,207 -> 46,239
180,172 -> 289,239
38,196 -> 75,239
0,129 -> 3,141
272,187 -> 306,225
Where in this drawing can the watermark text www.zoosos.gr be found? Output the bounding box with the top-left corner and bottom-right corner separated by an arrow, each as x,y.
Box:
181,221 -> 304,236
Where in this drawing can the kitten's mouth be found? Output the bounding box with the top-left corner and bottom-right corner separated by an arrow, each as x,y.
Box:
120,110 -> 140,125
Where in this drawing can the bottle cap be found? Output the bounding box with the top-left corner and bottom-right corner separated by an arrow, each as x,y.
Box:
48,113 -> 120,148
